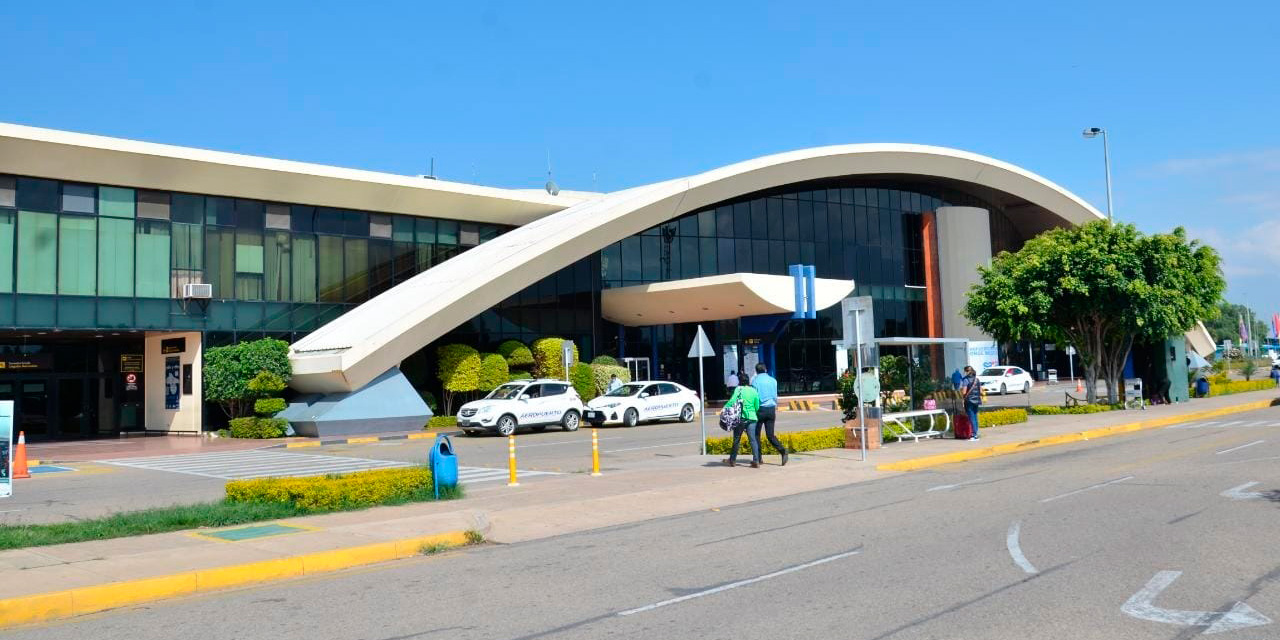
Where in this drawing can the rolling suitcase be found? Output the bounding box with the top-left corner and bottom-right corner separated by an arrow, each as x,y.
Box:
953,414 -> 973,440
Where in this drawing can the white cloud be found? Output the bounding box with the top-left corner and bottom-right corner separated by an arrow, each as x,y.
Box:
1188,219 -> 1280,278
1151,149 -> 1280,176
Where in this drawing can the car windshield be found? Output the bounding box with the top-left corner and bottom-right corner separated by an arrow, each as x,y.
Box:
606,384 -> 644,397
980,368 -> 1006,377
487,383 -> 526,400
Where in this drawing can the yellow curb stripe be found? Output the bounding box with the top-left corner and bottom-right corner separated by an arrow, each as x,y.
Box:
345,437 -> 380,444
284,441 -> 322,448
406,433 -> 434,440
0,530 -> 469,629
877,400 -> 1276,472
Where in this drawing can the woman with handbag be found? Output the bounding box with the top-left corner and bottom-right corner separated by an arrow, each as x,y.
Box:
722,372 -> 762,467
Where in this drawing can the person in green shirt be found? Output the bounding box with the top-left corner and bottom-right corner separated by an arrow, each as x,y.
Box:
723,372 -> 762,467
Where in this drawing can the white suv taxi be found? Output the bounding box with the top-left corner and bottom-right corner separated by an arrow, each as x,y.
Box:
584,381 -> 700,428
457,379 -> 585,436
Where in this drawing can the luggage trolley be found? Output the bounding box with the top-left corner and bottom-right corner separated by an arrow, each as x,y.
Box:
1123,378 -> 1145,410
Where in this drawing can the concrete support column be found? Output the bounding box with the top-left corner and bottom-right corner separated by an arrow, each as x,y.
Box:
935,206 -> 993,341
144,331 -> 202,434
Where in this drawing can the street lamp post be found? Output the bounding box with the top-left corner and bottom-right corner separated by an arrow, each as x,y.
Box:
1082,127 -> 1113,223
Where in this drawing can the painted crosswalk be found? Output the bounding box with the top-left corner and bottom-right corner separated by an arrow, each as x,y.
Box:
98,450 -> 559,483
1171,420 -> 1280,430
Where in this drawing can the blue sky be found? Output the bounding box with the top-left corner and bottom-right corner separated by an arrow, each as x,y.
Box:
6,1 -> 1279,332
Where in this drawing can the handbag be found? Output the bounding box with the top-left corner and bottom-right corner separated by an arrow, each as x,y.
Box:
719,400 -> 742,432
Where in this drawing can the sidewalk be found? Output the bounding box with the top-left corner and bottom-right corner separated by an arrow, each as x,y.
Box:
1,390 -> 1275,627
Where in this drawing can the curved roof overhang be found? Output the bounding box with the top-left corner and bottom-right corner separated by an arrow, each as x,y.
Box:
602,273 -> 856,327
0,122 -> 585,225
290,143 -> 1104,392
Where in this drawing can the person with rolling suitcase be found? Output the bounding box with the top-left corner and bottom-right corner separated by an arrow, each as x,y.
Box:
957,366 -> 981,441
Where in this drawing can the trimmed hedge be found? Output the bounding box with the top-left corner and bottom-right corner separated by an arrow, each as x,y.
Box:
509,370 -> 532,381
437,344 -> 481,414
980,408 -> 1028,428
1195,379 -> 1274,397
591,364 -> 631,396
427,416 -> 457,430
253,397 -> 287,416
477,353 -> 509,392
706,427 -> 844,455
225,467 -> 444,511
1028,404 -> 1117,415
498,340 -> 535,369
591,355 -> 619,366
531,337 -> 578,379
228,417 -> 288,438
570,362 -> 596,401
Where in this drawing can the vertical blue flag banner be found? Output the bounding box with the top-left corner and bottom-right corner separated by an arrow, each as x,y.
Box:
165,356 -> 181,410
0,400 -> 12,498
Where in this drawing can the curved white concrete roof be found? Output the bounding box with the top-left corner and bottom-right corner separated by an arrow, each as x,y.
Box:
0,122 -> 587,225
602,273 -> 856,326
290,143 -> 1105,392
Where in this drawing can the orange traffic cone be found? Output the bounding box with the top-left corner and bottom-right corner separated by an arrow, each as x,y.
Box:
1076,378 -> 1083,393
12,431 -> 30,479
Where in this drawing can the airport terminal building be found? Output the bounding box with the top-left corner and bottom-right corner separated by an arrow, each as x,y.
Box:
0,124 -> 1102,439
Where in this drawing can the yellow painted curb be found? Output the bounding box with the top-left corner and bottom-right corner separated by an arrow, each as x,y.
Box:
345,437 -> 380,444
0,530 -> 469,629
406,432 -> 435,440
877,399 -> 1277,472
284,441 -> 322,448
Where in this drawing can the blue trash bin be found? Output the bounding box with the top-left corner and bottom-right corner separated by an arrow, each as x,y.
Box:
429,434 -> 458,498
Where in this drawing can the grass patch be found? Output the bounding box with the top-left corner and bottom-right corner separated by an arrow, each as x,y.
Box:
0,466 -> 463,551
419,541 -> 452,555
420,529 -> 486,556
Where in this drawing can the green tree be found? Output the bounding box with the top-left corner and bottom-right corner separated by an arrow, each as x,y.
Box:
1240,359 -> 1258,381
531,337 -> 579,379
203,338 -> 292,418
497,340 -> 534,369
1201,301 -> 1269,347
436,344 -> 481,415
570,362 -> 596,401
965,222 -> 1224,404
477,353 -> 510,393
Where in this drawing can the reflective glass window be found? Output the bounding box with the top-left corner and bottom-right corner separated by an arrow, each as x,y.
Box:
17,178 -> 59,212
291,234 -> 317,302
752,239 -> 769,273
61,183 -> 96,214
0,176 -> 14,208
782,200 -> 798,240
369,240 -> 392,296
415,218 -> 436,244
392,216 -> 414,242
715,206 -> 733,238
437,220 -> 458,245
290,205 -> 315,232
343,210 -> 369,236
98,217 -> 134,297
717,238 -> 734,273
697,210 -> 714,237
699,238 -> 716,277
766,198 -> 783,238
135,220 -> 171,298
204,227 -> 235,298
344,238 -> 370,302
0,210 -> 13,291
459,222 -> 479,246
136,190 -> 171,220
641,235 -> 659,281
58,215 -> 96,295
317,236 -> 344,302
206,197 -> 235,226
98,186 -> 135,219
235,199 -> 264,229
264,203 -> 290,230
750,199 -> 767,238
17,210 -> 57,293
369,214 -> 392,239
315,208 -> 344,235
601,243 -> 621,284
733,202 -> 750,238
797,200 -> 813,241
172,193 -> 204,224
264,231 -> 291,301
621,237 -> 641,281
678,214 -> 697,237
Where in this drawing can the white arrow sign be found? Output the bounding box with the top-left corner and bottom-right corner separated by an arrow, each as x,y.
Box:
1221,481 -> 1264,501
1122,571 -> 1272,634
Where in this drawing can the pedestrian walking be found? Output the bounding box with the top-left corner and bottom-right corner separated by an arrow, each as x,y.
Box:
1270,365 -> 1279,387
722,372 -> 762,467
752,363 -> 787,465
950,368 -> 963,390
961,366 -> 982,441
725,370 -> 739,389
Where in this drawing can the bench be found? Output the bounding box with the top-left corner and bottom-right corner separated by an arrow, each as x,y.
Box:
882,409 -> 951,442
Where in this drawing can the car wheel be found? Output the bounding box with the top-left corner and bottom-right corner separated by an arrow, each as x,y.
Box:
1023,382 -> 1031,394
679,404 -> 695,423
562,410 -> 580,432
623,408 -> 639,428
496,415 -> 517,437
1000,383 -> 1007,395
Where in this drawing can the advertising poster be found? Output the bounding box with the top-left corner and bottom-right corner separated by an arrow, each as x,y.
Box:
0,401 -> 12,498
968,340 -> 999,372
165,356 -> 181,410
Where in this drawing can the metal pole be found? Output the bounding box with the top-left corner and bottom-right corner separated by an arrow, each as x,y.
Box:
591,428 -> 602,477
506,435 -> 519,487
1101,129 -> 1114,223
698,353 -> 707,456
1068,348 -> 1075,382
855,309 -> 866,462
907,344 -> 914,411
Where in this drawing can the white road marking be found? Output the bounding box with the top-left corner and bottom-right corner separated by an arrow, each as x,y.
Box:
1122,570 -> 1272,634
607,441 -> 701,453
1221,481 -> 1264,501
1216,440 -> 1265,455
616,549 -> 861,616
1040,476 -> 1134,503
1005,521 -> 1038,575
927,478 -> 985,492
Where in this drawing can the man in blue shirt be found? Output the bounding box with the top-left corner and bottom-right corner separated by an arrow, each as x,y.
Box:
751,363 -> 787,466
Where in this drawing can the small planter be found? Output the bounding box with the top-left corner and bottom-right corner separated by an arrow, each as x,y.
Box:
843,408 -> 882,449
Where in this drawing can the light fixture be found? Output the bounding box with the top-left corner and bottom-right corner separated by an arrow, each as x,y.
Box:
1081,126 -> 1114,223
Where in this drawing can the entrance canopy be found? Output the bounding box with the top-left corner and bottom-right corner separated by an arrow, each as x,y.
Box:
602,273 -> 856,327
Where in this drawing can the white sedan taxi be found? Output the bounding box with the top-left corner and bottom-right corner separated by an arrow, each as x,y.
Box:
584,381 -> 700,427
978,366 -> 1034,395
457,378 -> 584,436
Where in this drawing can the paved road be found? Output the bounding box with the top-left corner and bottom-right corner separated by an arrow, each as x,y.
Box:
1,409 -> 840,524
13,405 -> 1280,639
